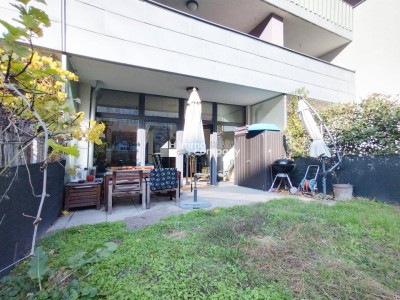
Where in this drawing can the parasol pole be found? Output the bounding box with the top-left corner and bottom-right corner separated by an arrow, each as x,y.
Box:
185,154 -> 189,185
322,157 -> 327,200
194,155 -> 198,205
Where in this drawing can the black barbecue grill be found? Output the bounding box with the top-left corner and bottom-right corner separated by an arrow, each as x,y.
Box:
269,159 -> 297,193
272,159 -> 296,173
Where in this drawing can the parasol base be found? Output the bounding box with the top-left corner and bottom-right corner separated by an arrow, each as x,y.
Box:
179,200 -> 211,210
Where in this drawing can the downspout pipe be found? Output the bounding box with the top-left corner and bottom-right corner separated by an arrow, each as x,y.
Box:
92,80 -> 103,104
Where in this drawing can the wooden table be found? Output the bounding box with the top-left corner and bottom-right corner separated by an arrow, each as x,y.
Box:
104,169 -> 181,212
64,180 -> 102,210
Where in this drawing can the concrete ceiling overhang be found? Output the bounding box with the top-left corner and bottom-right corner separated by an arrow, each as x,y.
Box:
69,55 -> 281,106
152,0 -> 351,58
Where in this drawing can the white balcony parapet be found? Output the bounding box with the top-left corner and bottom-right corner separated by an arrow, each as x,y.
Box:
267,0 -> 353,32
0,0 -> 355,103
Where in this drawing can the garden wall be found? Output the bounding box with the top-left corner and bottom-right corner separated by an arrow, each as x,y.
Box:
0,161 -> 65,276
290,155 -> 400,204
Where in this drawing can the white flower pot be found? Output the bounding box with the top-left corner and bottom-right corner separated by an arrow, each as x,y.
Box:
332,184 -> 353,200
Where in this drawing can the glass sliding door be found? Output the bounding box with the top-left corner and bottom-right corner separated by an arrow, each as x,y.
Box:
95,89 -> 140,169
94,118 -> 139,168
216,103 -> 245,182
145,122 -> 177,167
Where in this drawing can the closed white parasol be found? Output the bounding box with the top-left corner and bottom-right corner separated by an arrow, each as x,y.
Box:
181,87 -> 206,155
297,98 -> 342,200
180,87 -> 210,209
298,99 -> 331,158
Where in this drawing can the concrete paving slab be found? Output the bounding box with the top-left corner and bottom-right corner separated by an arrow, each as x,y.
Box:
66,218 -> 107,228
47,213 -> 73,232
46,183 -> 315,233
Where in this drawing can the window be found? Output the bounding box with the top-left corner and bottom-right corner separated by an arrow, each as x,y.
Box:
145,95 -> 179,118
217,104 -> 244,123
145,122 -> 177,167
96,89 -> 139,117
94,118 -> 139,167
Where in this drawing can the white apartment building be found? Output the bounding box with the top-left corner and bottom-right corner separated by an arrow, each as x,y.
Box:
1,0 -> 398,180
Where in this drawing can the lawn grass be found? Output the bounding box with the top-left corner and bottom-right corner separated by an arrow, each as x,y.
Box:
2,198 -> 400,299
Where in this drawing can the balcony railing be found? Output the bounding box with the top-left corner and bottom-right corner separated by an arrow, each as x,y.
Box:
288,0 -> 353,31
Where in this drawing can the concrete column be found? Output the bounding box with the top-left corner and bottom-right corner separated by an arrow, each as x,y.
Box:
283,94 -> 288,130
76,84 -> 91,169
61,54 -> 75,171
87,82 -> 100,168
210,132 -> 218,185
249,13 -> 284,46
136,128 -> 146,166
175,130 -> 184,186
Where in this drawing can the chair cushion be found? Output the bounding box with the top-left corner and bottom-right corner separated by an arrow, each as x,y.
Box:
150,168 -> 178,191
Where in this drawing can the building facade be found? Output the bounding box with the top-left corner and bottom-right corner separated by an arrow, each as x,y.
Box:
323,0 -> 400,100
2,0 -> 396,181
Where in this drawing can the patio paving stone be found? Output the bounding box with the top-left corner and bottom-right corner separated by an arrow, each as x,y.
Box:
46,182 -> 317,233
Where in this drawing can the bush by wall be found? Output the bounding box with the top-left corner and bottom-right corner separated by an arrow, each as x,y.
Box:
286,93 -> 400,158
284,92 -> 400,203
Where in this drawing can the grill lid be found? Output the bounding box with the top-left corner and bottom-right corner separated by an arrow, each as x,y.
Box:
272,159 -> 296,173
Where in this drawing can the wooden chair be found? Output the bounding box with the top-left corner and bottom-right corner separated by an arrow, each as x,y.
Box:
111,166 -> 134,171
197,167 -> 210,182
133,165 -> 154,170
107,170 -> 147,214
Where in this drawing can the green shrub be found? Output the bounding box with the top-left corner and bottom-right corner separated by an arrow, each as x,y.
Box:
286,92 -> 400,157
0,242 -> 118,299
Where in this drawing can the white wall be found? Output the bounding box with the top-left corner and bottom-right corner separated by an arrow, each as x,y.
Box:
0,0 -> 63,51
265,0 -> 353,38
328,0 -> 400,100
0,0 -> 355,103
60,0 -> 354,103
66,0 -> 354,101
75,84 -> 91,168
250,95 -> 286,130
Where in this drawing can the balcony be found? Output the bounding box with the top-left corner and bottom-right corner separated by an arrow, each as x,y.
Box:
270,0 -> 353,31
70,0 -> 354,102
0,0 -> 355,103
152,0 -> 353,58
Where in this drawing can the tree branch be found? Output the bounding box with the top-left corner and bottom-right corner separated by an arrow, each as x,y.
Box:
1,74 -> 49,255
10,39 -> 35,79
4,51 -> 13,82
0,164 -> 19,203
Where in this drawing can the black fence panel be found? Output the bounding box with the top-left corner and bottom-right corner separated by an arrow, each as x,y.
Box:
0,161 -> 65,276
290,155 -> 400,204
